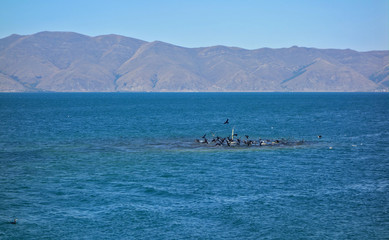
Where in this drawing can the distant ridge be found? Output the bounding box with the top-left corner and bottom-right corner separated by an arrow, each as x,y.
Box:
0,31 -> 388,92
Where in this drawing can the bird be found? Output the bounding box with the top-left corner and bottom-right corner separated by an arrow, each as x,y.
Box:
10,219 -> 17,224
318,135 -> 322,139
224,119 -> 229,124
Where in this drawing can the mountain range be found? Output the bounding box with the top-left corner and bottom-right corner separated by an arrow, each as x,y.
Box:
0,31 -> 388,92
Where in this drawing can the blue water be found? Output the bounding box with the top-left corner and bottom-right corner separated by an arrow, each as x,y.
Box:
0,93 -> 388,239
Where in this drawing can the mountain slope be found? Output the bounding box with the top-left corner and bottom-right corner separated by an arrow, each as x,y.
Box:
281,58 -> 379,91
0,32 -> 387,92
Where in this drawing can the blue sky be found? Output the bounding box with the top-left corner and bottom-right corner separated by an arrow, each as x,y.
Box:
0,0 -> 388,51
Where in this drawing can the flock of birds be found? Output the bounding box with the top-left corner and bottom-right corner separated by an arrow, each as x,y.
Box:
195,133 -> 300,147
195,118 -> 307,148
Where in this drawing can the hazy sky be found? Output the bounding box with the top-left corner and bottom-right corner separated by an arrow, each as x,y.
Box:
1,0 -> 388,51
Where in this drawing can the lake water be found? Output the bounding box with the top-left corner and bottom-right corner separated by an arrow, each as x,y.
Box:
0,93 -> 388,239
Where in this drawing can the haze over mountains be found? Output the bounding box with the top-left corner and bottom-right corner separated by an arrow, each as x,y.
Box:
0,31 -> 388,92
